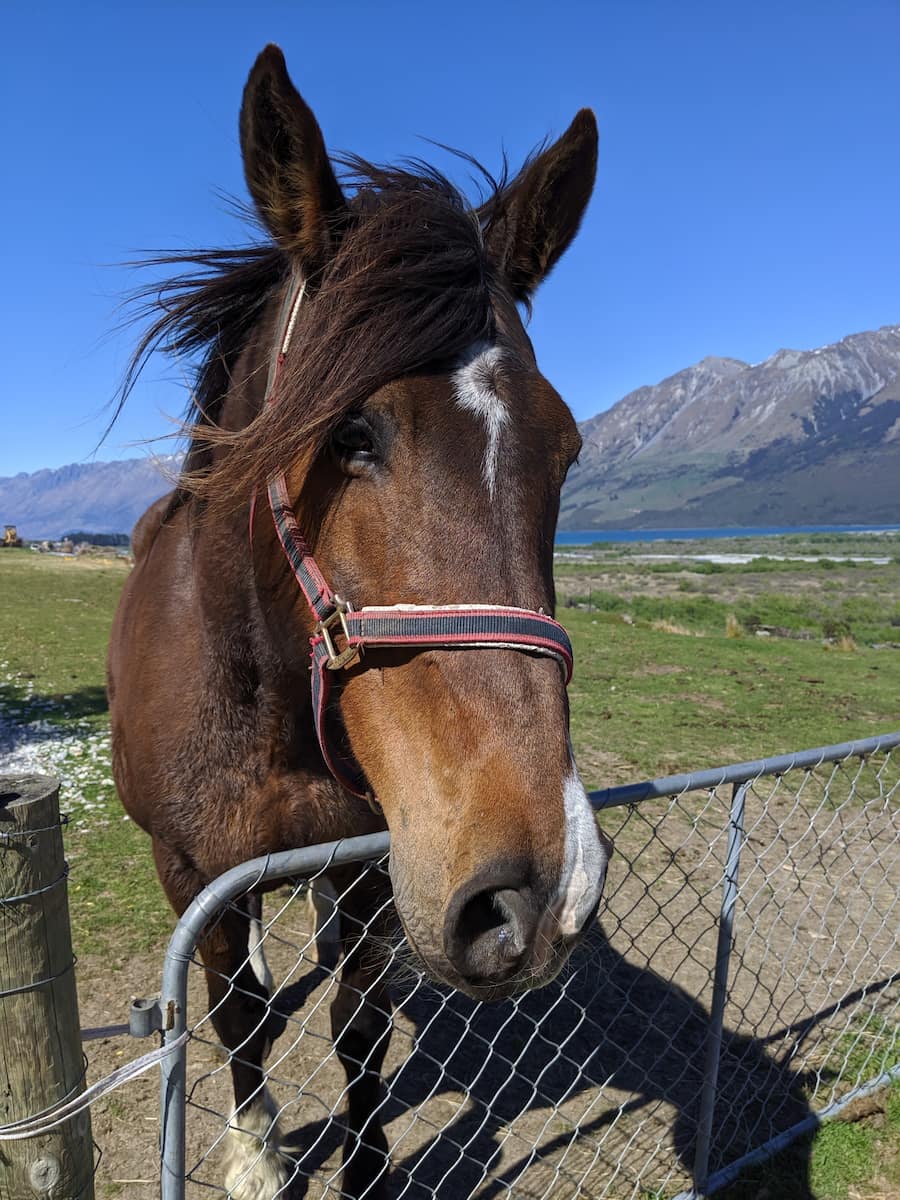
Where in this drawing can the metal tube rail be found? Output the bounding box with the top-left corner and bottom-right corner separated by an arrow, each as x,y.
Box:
691,782 -> 748,1194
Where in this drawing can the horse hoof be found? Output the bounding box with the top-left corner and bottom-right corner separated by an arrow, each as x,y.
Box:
223,1090 -> 294,1199
224,1146 -> 293,1200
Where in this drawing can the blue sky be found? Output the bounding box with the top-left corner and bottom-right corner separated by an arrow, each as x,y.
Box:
3,1 -> 899,476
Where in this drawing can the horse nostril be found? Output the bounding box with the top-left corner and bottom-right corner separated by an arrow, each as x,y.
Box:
445,881 -> 537,983
459,888 -> 526,957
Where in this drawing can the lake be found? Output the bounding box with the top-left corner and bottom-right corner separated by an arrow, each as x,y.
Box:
554,525 -> 900,546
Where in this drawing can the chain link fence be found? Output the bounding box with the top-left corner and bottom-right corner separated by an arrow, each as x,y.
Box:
146,733 -> 899,1199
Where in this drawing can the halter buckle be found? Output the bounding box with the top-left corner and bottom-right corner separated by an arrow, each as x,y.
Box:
315,598 -> 361,670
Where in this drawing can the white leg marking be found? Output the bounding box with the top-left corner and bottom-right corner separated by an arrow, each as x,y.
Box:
452,342 -> 509,499
307,876 -> 341,970
557,764 -> 609,936
248,915 -> 273,993
222,1088 -> 292,1200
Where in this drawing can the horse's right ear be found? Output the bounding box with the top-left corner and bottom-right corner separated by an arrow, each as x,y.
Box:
240,45 -> 348,279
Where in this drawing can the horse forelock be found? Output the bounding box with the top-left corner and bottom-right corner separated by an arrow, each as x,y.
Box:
118,157 -> 511,517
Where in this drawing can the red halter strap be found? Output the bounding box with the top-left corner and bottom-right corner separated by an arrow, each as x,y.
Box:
258,277 -> 574,800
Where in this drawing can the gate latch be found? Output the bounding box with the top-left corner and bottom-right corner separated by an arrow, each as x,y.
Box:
129,995 -> 176,1037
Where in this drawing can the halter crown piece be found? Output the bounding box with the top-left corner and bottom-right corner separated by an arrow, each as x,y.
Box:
260,276 -> 575,801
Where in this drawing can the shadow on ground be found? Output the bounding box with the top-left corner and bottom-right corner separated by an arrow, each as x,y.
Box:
271,923 -> 818,1199
0,685 -> 109,758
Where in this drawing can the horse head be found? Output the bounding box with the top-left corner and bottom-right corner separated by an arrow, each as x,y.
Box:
239,46 -> 609,1000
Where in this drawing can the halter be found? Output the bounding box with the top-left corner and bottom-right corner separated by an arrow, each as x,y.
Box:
258,277 -> 574,801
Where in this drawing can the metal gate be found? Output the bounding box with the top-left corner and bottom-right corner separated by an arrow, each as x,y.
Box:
145,732 -> 899,1198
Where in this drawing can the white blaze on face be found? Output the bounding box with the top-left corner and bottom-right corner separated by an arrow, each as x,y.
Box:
557,766 -> 609,936
452,342 -> 510,499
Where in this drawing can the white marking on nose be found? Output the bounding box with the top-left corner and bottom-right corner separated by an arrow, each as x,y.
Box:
557,766 -> 609,936
452,342 -> 509,499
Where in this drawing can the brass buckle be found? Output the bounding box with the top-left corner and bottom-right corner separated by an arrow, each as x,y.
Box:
315,597 -> 361,670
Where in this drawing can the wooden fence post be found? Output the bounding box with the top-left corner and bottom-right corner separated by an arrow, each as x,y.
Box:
0,774 -> 94,1200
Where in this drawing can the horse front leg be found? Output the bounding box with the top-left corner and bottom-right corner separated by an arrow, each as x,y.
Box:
152,840 -> 293,1198
327,870 -> 394,1200
202,903 -> 294,1200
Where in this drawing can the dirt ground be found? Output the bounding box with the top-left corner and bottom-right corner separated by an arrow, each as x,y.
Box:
78,759 -> 899,1200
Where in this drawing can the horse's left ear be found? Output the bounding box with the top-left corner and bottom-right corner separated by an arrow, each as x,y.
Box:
240,45 -> 348,278
482,110 -> 597,303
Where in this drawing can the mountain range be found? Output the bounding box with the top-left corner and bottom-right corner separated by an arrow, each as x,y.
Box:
2,325 -> 898,539
563,323 -> 900,528
0,457 -> 181,542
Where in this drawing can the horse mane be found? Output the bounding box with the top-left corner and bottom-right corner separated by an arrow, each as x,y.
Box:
117,155 -> 510,516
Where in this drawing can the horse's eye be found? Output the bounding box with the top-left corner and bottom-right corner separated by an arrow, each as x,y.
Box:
332,415 -> 377,465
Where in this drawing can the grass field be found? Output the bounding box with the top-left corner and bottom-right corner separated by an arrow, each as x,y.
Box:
552,532 -> 900,785
1,540 -> 898,1198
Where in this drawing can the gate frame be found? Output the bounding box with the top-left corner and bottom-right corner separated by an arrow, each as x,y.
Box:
152,731 -> 900,1200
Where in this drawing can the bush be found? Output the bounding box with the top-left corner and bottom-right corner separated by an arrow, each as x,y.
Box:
822,618 -> 852,641
651,618 -> 694,636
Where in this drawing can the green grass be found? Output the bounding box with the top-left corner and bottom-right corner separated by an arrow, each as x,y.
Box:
827,1085 -> 900,1197
566,581 -> 900,645
0,549 -> 172,960
555,532 -> 900,647
1,544 -> 898,1198
564,606 -> 900,783
718,1085 -> 900,1200
0,549 -> 124,721
822,1014 -> 900,1097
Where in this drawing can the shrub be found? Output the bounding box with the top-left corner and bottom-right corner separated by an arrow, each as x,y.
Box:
822,617 -> 852,641
824,634 -> 857,652
651,618 -> 694,636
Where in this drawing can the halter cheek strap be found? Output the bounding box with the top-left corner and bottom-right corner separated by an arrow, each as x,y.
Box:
258,276 -> 574,801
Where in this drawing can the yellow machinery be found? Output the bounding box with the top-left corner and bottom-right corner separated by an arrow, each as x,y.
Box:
3,525 -> 22,547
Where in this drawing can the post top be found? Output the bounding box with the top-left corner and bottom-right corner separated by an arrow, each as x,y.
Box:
0,774 -> 60,810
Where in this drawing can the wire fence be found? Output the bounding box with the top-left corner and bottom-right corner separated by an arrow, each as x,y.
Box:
146,733 -> 900,1199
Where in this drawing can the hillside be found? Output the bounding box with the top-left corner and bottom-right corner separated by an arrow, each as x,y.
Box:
0,457 -> 177,541
562,324 -> 900,528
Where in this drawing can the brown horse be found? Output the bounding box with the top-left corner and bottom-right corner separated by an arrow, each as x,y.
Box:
108,44 -> 608,1199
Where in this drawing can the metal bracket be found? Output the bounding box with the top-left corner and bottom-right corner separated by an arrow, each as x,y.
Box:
129,995 -> 176,1038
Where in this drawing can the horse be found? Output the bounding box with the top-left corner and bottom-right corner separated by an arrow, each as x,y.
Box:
107,44 -> 609,1200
